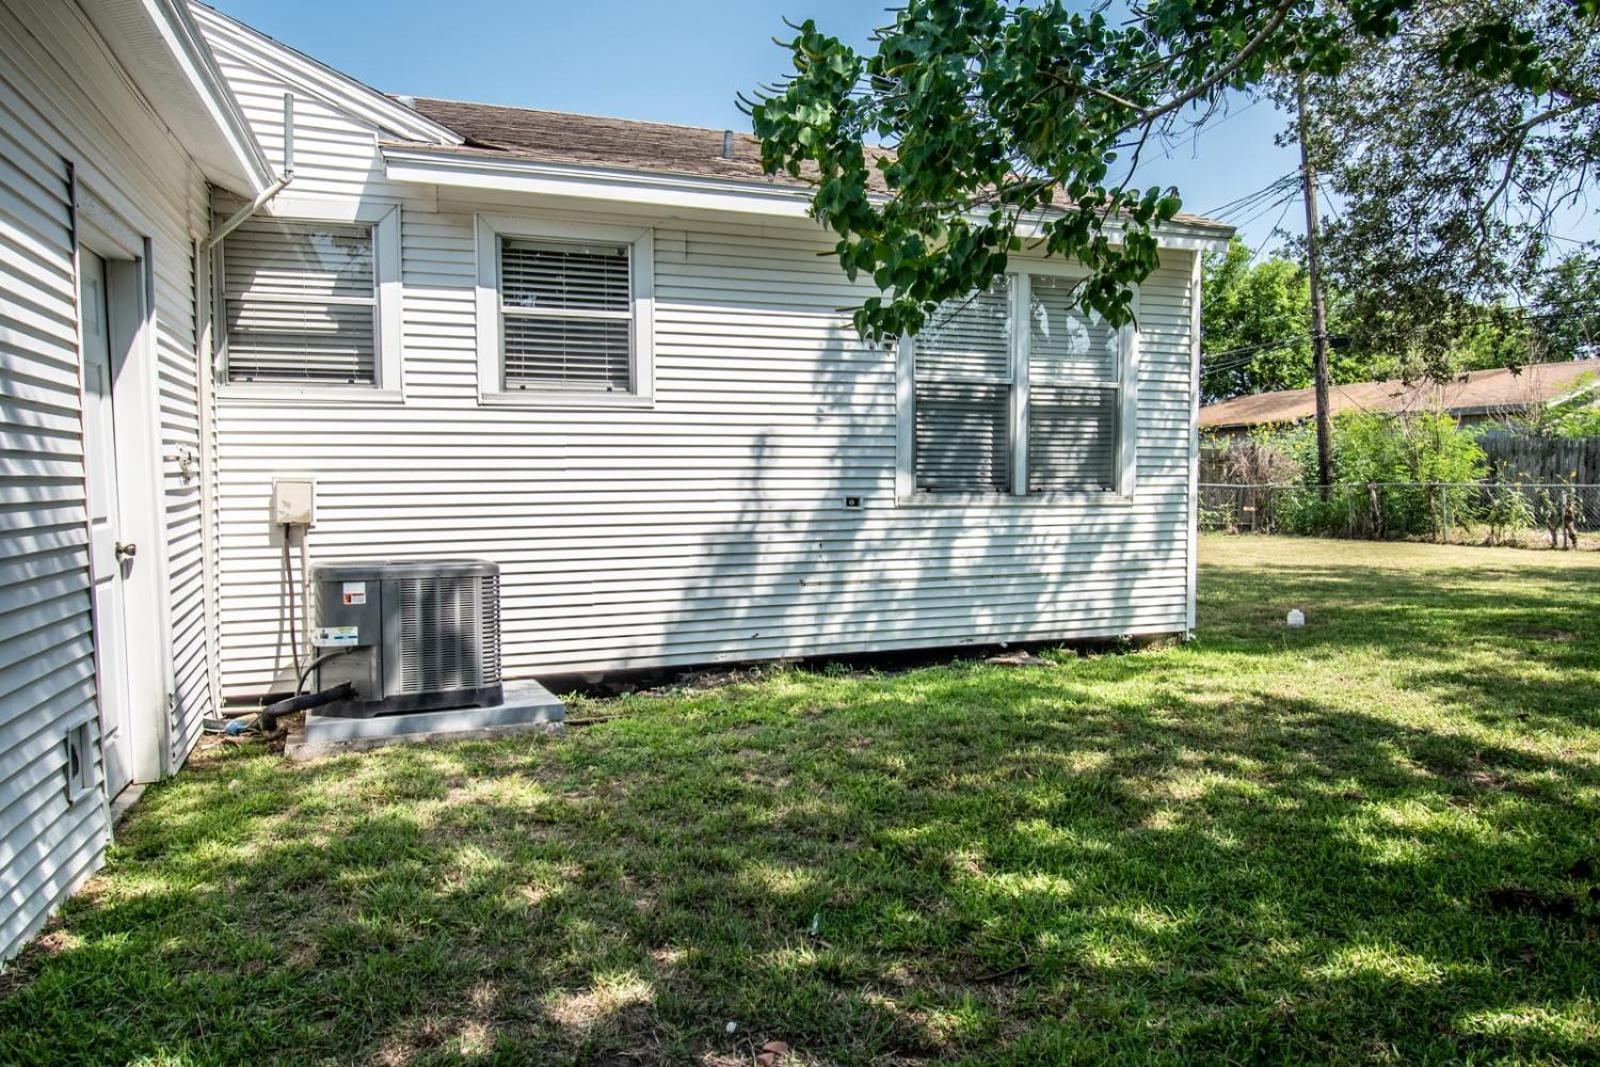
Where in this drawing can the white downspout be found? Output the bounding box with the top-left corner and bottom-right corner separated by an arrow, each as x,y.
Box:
200,93 -> 297,706
204,94 -> 295,251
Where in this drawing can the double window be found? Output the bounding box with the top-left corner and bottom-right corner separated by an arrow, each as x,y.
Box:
900,270 -> 1136,499
215,203 -> 401,394
475,216 -> 654,406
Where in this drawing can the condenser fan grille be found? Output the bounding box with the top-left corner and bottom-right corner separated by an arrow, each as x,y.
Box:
397,574 -> 501,694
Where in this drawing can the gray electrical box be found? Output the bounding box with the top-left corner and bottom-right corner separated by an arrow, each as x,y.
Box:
311,559 -> 502,717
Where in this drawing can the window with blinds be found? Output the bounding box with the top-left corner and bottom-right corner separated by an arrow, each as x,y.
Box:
906,271 -> 1129,498
1026,274 -> 1121,492
499,239 -> 633,392
221,219 -> 377,384
912,279 -> 1013,493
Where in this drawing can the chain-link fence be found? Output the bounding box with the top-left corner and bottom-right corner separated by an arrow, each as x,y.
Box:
1199,481 -> 1600,548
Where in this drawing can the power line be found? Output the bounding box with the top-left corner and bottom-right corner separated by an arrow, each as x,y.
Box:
1203,173 -> 1299,221
1248,197 -> 1297,263
1152,95 -> 1267,163
1234,187 -> 1302,234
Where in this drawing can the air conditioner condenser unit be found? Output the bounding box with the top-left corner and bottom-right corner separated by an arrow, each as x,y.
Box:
310,559 -> 503,717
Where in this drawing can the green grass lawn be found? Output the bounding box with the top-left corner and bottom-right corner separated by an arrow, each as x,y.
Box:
4,536 -> 1600,1066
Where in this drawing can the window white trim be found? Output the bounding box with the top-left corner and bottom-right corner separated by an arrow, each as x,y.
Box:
213,198 -> 403,403
896,265 -> 1138,504
474,214 -> 655,409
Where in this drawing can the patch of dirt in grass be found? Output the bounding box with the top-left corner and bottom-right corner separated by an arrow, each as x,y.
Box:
544,976 -> 655,1036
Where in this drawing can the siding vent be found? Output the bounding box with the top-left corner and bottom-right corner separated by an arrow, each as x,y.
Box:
64,721 -> 97,802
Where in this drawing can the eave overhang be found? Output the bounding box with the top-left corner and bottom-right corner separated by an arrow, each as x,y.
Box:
79,0 -> 275,196
380,143 -> 1234,252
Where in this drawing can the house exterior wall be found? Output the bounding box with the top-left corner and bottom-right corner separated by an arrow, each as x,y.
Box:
202,21 -> 1204,700
0,0 -> 217,960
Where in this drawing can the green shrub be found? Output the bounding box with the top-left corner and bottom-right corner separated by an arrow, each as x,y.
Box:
1484,484 -> 1535,546
1248,411 -> 1487,540
1516,373 -> 1600,439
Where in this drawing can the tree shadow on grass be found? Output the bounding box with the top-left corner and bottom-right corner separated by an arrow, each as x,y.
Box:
2,555 -> 1599,1064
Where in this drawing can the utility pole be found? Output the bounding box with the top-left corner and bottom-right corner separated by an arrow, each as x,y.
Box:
1297,78 -> 1333,498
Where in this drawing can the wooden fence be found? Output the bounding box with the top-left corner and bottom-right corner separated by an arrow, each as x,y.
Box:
1478,432 -> 1600,484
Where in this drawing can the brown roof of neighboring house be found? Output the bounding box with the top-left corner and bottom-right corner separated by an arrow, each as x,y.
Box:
1199,359 -> 1600,430
396,97 -> 1232,231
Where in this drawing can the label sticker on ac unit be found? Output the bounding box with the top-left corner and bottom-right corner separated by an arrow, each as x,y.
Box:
341,581 -> 367,605
312,626 -> 359,647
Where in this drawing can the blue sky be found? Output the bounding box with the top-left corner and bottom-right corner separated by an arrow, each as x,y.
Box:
210,0 -> 1309,249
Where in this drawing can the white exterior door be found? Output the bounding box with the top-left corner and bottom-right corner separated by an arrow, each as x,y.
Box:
79,248 -> 134,798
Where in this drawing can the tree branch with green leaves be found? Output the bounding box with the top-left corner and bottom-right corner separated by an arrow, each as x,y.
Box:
746,0 -> 1598,351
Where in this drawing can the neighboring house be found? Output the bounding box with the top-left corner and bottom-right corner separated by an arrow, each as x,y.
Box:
0,1 -> 1229,960
1200,359 -> 1600,438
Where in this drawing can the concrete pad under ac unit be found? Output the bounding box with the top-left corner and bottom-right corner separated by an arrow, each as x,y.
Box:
286,679 -> 565,759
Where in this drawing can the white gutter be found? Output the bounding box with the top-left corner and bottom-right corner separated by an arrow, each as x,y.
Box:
381,145 -> 814,218
204,94 -> 294,251
380,143 -> 1234,251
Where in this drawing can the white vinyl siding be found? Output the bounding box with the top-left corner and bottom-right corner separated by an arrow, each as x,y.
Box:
499,239 -> 633,392
1,0 -> 220,962
213,210 -> 1198,694
199,7 -> 1203,703
221,218 -> 377,384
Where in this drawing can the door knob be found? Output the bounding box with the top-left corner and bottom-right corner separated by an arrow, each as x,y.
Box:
115,541 -> 137,561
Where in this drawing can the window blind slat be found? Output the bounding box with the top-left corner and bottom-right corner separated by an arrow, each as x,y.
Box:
498,238 -> 634,392
223,220 -> 374,300
915,280 -> 1011,381
503,316 -> 631,391
1028,385 -> 1117,491
501,241 -> 630,313
912,279 -> 1012,492
914,382 -> 1010,492
224,300 -> 376,383
222,218 -> 377,384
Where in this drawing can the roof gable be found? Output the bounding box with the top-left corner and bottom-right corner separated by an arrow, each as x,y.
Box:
190,3 -> 460,146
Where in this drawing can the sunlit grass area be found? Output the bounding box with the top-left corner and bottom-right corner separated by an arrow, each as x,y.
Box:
3,536 -> 1599,1065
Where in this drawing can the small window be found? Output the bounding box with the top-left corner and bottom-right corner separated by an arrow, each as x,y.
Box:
901,270 -> 1135,500
64,720 -> 96,802
220,218 -> 377,384
475,216 -> 654,407
500,239 -> 633,392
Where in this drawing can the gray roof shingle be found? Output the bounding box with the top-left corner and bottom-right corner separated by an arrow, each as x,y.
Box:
395,96 -> 1232,231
